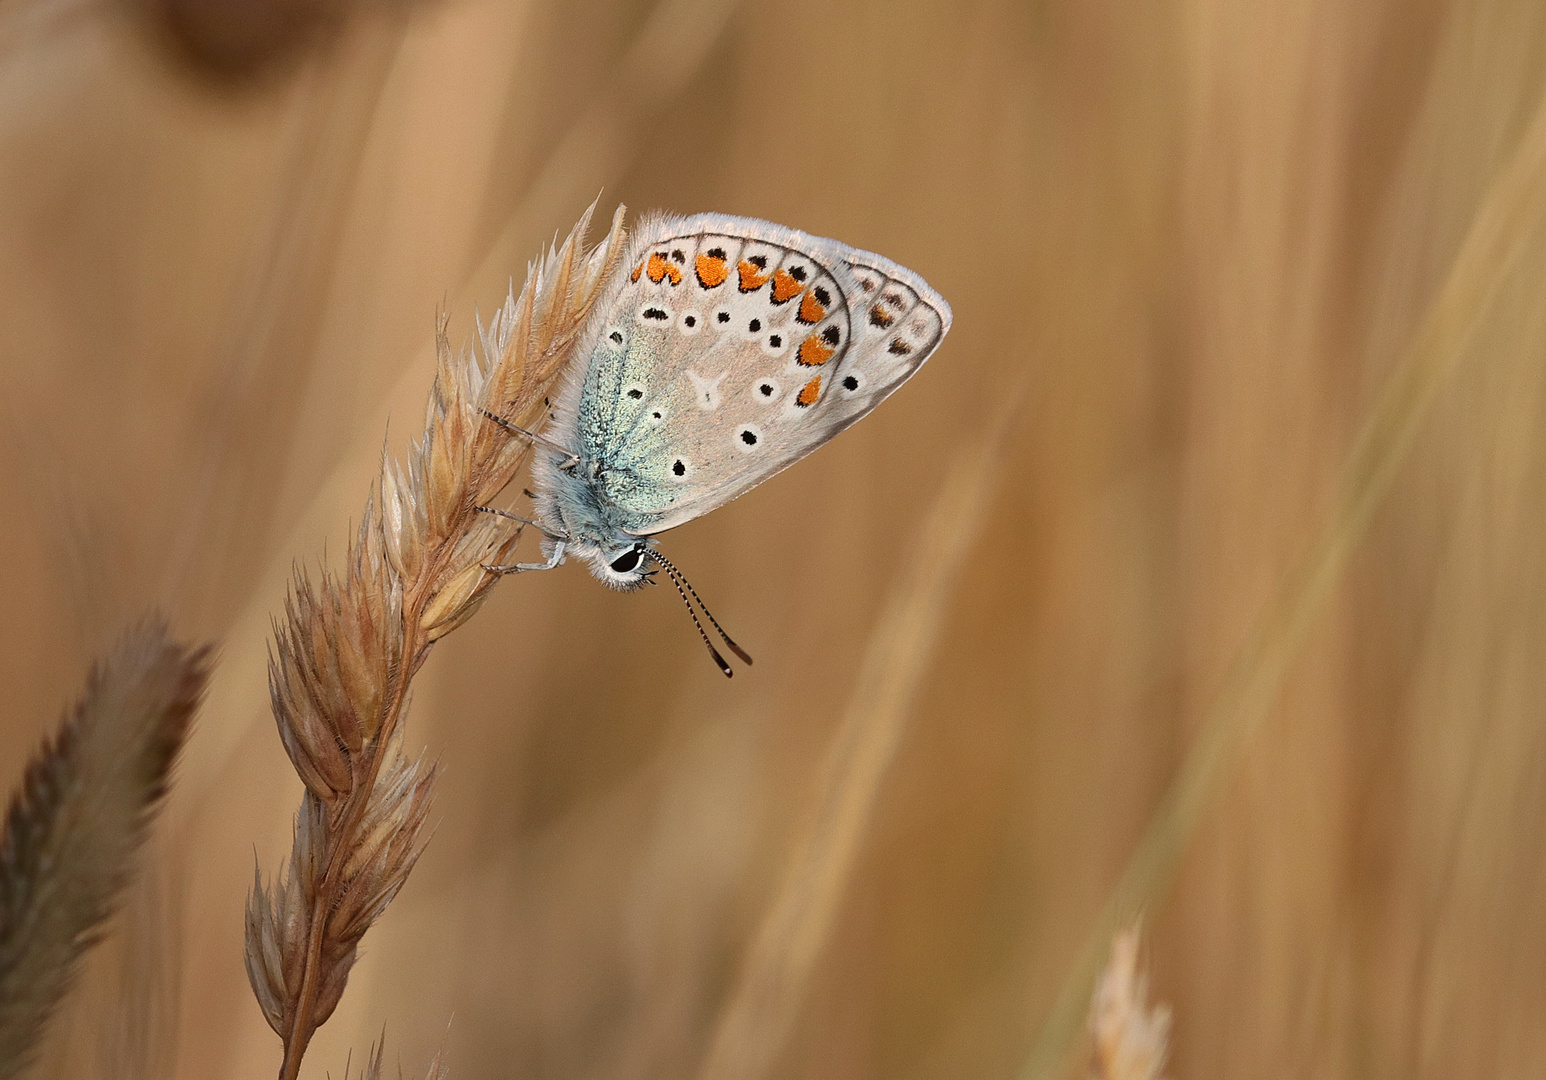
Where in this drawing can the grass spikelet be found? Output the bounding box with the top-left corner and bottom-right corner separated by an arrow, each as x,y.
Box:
246,201 -> 626,1080
1088,927 -> 1170,1080
0,622 -> 211,1080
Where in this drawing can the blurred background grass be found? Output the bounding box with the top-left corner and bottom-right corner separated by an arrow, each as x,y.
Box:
2,0 -> 1545,1076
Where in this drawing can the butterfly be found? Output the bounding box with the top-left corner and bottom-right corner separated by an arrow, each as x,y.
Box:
486,211 -> 952,674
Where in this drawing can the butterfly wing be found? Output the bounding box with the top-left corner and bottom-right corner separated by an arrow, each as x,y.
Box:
563,212 -> 952,537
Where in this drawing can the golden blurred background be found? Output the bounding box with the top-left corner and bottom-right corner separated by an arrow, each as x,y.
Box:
2,0 -> 1545,1076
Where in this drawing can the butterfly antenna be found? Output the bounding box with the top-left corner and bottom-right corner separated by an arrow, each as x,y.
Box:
647,551 -> 753,667
474,504 -> 569,543
651,556 -> 732,677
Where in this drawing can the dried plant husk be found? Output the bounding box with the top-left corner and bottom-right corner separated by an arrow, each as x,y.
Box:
247,201 -> 626,1080
0,622 -> 211,1080
1088,927 -> 1171,1080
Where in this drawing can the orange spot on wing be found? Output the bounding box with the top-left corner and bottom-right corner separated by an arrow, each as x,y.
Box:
695,253 -> 728,288
647,253 -> 682,285
738,260 -> 772,292
796,375 -> 822,407
630,259 -> 644,283
770,269 -> 803,303
797,336 -> 836,367
868,304 -> 895,328
797,290 -> 826,324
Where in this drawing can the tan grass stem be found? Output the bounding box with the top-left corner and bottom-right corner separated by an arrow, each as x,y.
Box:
0,622 -> 210,1080
466,0 -> 742,288
156,23 -> 406,621
245,205 -> 625,1080
695,371 -> 1032,1080
1018,78 -> 1546,1080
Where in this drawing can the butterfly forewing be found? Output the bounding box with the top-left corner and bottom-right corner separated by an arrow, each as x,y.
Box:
572,212 -> 950,536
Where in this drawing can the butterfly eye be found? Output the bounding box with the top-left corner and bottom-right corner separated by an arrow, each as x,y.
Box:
609,547 -> 643,574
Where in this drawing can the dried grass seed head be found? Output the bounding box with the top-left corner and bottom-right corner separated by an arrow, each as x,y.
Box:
1089,926 -> 1171,1080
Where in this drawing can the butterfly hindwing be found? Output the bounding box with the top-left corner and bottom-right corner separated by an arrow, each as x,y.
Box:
568,212 -> 951,536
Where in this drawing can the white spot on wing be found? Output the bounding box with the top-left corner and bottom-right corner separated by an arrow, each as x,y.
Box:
735,424 -> 763,453
687,369 -> 727,411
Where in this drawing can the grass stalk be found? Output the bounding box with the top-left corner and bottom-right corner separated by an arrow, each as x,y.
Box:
696,369 -> 1032,1080
244,203 -> 626,1080
1018,78 -> 1546,1080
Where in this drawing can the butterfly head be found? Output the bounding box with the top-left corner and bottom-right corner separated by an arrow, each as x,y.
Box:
567,536 -> 656,591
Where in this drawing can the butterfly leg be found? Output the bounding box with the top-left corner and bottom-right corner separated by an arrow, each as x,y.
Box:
481,410 -> 580,472
484,540 -> 566,576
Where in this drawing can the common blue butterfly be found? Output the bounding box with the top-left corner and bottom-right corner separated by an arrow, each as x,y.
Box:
488,211 -> 952,673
